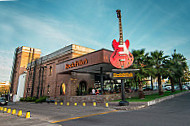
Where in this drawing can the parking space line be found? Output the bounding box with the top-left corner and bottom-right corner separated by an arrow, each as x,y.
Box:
51,110 -> 118,123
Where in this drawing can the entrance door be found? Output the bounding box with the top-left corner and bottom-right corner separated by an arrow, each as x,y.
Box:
79,81 -> 87,95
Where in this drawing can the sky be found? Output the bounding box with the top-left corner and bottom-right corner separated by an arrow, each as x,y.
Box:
0,0 -> 190,82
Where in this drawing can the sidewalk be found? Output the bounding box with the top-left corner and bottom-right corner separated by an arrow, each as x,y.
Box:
108,90 -> 190,110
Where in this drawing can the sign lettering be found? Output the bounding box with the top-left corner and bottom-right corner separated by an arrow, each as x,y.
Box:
112,71 -> 134,79
65,59 -> 88,69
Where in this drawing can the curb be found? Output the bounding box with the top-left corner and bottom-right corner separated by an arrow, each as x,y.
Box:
113,90 -> 190,111
147,90 -> 190,106
113,104 -> 146,111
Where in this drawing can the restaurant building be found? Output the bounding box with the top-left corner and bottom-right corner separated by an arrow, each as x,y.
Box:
10,44 -> 120,102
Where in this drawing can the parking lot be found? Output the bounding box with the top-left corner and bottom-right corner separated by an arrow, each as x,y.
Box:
0,102 -> 115,126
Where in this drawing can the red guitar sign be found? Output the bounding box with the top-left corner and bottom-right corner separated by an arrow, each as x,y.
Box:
110,10 -> 134,69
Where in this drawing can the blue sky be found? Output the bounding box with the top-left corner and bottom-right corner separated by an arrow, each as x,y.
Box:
0,0 -> 190,82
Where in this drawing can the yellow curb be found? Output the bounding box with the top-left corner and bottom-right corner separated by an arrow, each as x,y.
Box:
25,111 -> 31,118
83,102 -> 86,106
12,109 -> 16,115
3,108 -> 7,112
66,102 -> 70,106
7,108 -> 11,113
17,110 -> 22,117
105,103 -> 109,108
55,102 -> 57,105
93,102 -> 96,107
51,110 -> 118,123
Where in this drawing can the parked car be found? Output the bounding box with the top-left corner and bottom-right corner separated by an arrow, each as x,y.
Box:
163,85 -> 171,91
174,85 -> 180,90
182,85 -> 189,90
185,84 -> 190,90
0,97 -> 8,106
165,85 -> 172,91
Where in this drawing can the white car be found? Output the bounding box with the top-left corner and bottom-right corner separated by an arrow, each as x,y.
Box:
163,85 -> 171,91
182,85 -> 189,90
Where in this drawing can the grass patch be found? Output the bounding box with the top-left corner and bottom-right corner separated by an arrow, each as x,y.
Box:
112,90 -> 188,102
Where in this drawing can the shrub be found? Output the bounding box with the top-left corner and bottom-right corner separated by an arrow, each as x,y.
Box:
20,97 -> 25,102
25,97 -> 37,102
20,97 -> 37,102
35,96 -> 47,103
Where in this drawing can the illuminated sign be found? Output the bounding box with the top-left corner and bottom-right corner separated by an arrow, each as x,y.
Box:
65,59 -> 88,69
112,71 -> 134,79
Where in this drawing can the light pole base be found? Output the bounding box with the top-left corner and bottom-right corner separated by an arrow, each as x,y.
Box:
119,101 -> 129,106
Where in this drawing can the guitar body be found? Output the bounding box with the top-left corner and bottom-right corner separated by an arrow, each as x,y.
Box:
110,39 -> 134,69
110,10 -> 134,69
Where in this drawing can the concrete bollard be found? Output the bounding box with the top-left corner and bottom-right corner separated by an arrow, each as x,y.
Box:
12,109 -> 16,115
0,107 -> 3,111
60,102 -> 63,106
55,102 -> 57,105
66,102 -> 70,106
7,108 -> 11,113
3,107 -> 7,113
83,102 -> 86,107
17,110 -> 22,117
74,103 -> 77,106
105,103 -> 109,108
25,111 -> 31,118
93,102 -> 96,107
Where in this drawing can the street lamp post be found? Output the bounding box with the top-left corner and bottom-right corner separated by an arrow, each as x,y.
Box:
112,69 -> 139,106
119,79 -> 129,106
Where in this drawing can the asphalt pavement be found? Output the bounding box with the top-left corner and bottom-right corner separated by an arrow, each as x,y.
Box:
56,92 -> 190,126
0,92 -> 189,126
0,102 -> 115,126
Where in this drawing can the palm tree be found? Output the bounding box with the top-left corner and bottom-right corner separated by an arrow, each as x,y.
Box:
172,52 -> 188,90
131,49 -> 149,99
164,57 -> 176,92
182,69 -> 190,83
149,50 -> 169,95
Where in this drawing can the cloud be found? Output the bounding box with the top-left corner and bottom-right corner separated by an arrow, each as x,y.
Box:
0,3 -> 107,81
0,0 -> 17,1
0,5 -> 75,81
0,50 -> 13,82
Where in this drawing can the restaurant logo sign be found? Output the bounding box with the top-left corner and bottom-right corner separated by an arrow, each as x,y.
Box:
112,71 -> 134,79
65,58 -> 88,69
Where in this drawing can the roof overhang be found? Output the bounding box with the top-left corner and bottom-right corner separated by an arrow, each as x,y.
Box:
56,49 -> 114,74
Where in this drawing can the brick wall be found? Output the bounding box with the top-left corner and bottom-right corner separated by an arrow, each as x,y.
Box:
56,91 -> 158,103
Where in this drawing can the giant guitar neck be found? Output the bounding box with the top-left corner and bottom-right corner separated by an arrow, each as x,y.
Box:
116,9 -> 123,45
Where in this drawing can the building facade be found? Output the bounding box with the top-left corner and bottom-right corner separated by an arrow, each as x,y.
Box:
10,44 -> 117,101
10,46 -> 41,101
23,44 -> 97,98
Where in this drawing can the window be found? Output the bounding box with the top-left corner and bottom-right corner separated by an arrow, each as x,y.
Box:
47,85 -> 50,95
60,83 -> 66,95
49,66 -> 52,76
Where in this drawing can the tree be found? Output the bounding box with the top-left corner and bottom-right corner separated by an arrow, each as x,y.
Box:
182,69 -> 190,83
131,49 -> 150,99
172,52 -> 188,90
164,57 -> 176,92
149,50 -> 169,95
